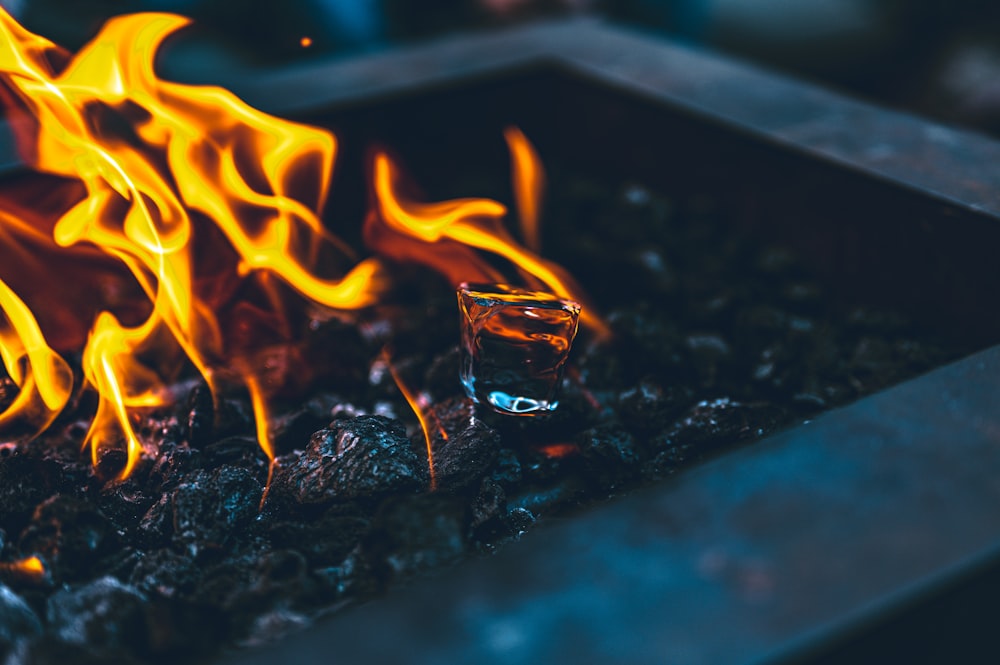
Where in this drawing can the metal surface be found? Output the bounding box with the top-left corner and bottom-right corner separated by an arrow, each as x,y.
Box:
231,345 -> 1000,665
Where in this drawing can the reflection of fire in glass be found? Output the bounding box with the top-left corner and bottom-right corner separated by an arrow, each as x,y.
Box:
458,283 -> 580,416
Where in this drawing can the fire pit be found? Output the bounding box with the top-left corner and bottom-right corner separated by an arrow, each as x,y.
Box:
1,14 -> 1000,665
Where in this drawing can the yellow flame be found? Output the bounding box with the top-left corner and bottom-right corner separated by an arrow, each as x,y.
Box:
0,278 -> 73,435
369,151 -> 610,339
504,126 -> 544,252
382,348 -> 437,491
0,9 -> 384,476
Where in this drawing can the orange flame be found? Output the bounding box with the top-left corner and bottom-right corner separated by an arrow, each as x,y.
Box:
0,555 -> 47,584
382,348 -> 438,491
366,151 -> 610,339
0,9 -> 385,476
0,8 -> 604,479
0,277 -> 73,438
504,126 -> 544,252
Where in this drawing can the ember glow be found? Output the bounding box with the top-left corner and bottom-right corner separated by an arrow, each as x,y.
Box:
0,8 -> 602,479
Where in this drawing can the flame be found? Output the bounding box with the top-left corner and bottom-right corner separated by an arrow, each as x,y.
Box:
537,442 -> 579,459
0,8 -> 604,479
366,151 -> 611,339
0,9 -> 385,476
0,555 -> 47,584
504,126 -> 544,253
382,348 -> 437,491
0,277 -> 73,436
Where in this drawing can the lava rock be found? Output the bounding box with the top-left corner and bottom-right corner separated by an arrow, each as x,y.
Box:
618,379 -> 695,436
0,455 -> 63,535
18,496 -> 120,583
364,494 -> 467,582
470,478 -> 506,530
136,494 -> 173,549
272,407 -> 330,457
0,583 -> 41,653
428,398 -> 500,492
265,505 -> 370,567
185,381 -> 215,449
646,398 -> 784,473
171,466 -> 262,554
128,549 -> 201,599
272,415 -> 424,505
686,333 -> 733,389
145,443 -> 202,494
200,436 -> 269,477
490,448 -> 523,488
98,479 -> 156,535
46,577 -> 149,659
577,422 -> 641,487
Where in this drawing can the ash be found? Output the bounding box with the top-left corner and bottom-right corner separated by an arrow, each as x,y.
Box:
0,175 -> 966,664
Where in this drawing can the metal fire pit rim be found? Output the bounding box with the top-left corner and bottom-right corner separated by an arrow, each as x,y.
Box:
234,18 -> 1000,226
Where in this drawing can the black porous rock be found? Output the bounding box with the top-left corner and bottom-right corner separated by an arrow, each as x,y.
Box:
98,479 -> 156,536
200,436 -> 269,476
470,478 -> 506,531
45,576 -> 149,659
145,443 -> 202,494
265,505 -> 370,567
185,381 -> 215,449
0,455 -> 63,535
18,496 -> 119,583
135,494 -> 173,549
364,494 -> 468,582
490,448 -> 522,488
171,466 -> 262,554
618,379 -> 695,436
428,398 -> 500,492
646,398 -> 784,474
128,549 -> 201,599
0,583 -> 41,652
577,422 -> 641,488
272,415 -> 424,506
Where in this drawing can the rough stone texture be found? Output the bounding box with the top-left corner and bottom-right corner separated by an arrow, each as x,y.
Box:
18,496 -> 119,583
428,398 -> 500,492
45,577 -> 149,656
0,583 -> 41,652
272,416 -> 424,505
171,466 -> 262,554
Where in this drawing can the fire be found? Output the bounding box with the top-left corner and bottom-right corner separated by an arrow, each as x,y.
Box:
0,555 -> 47,584
504,126 -> 544,253
366,151 -> 610,338
0,8 -> 605,479
0,9 -> 383,476
382,348 -> 440,490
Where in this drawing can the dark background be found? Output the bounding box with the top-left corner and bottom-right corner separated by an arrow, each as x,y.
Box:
6,0 -> 1000,137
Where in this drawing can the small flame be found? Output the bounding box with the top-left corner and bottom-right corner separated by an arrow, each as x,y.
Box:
366,151 -> 610,339
14,555 -> 44,576
382,348 -> 437,491
300,36 -> 313,48
504,126 -> 544,252
0,555 -> 47,585
537,442 -> 579,459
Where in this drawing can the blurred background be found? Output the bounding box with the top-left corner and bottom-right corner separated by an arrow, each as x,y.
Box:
5,0 -> 1000,136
